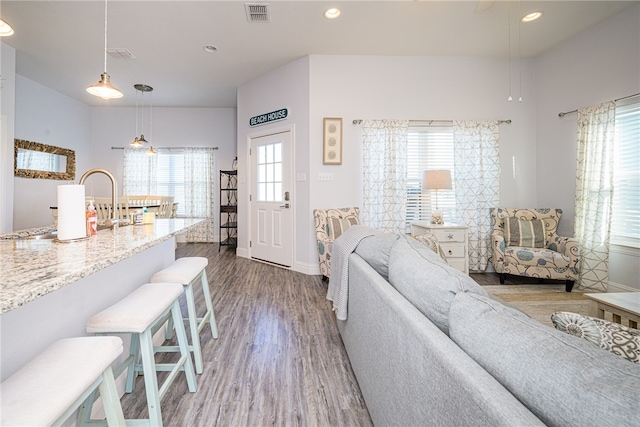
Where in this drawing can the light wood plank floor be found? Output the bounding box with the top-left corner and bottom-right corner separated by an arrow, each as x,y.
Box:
120,243 -> 373,426
119,243 -> 582,425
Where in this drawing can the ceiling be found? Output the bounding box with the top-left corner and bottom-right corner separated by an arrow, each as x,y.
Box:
1,1 -> 637,108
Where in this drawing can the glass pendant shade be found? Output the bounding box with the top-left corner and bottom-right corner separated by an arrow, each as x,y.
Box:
0,19 -> 15,36
87,73 -> 123,99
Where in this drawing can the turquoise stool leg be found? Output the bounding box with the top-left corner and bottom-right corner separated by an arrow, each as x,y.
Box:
170,301 -> 198,393
97,366 -> 126,426
200,270 -> 219,339
184,282 -> 204,374
125,334 -> 140,393
139,328 -> 163,426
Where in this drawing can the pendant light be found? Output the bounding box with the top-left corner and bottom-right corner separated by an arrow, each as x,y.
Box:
130,86 -> 143,147
0,19 -> 15,36
130,84 -> 153,148
86,0 -> 123,99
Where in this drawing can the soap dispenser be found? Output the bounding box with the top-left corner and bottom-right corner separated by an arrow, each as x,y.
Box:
86,200 -> 97,236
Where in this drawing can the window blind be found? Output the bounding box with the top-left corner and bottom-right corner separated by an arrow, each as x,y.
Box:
612,98 -> 640,247
406,125 -> 456,231
156,151 -> 185,216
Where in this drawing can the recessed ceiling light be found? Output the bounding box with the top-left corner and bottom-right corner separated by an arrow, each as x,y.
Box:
324,8 -> 341,20
203,45 -> 218,53
521,11 -> 543,23
0,18 -> 15,36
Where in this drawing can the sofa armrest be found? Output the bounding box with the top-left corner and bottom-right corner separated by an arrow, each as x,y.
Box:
549,236 -> 580,274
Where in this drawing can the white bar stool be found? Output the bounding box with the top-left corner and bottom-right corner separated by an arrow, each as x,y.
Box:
150,257 -> 218,374
86,282 -> 197,427
0,336 -> 125,427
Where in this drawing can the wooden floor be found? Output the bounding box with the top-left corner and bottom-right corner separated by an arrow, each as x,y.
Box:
119,243 -> 582,426
120,243 -> 372,426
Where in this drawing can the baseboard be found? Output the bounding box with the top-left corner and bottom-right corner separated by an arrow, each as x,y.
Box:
293,260 -> 321,276
608,281 -> 640,293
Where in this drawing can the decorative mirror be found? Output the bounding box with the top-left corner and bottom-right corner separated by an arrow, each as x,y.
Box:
14,139 -> 76,180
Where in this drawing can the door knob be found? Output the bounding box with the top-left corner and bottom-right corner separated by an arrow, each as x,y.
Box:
280,203 -> 290,208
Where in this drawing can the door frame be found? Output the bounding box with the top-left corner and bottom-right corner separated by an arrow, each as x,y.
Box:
246,124 -> 295,268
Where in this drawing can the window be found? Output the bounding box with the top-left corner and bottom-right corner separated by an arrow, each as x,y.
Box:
157,151 -> 185,216
406,125 -> 456,230
611,98 -> 640,247
256,142 -> 283,202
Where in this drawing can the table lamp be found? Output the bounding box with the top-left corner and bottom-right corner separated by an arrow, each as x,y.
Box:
423,170 -> 452,224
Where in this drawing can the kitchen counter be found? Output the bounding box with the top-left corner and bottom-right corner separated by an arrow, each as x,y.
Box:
0,218 -> 204,314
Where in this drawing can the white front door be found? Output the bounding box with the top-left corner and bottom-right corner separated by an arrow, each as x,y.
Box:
250,130 -> 293,267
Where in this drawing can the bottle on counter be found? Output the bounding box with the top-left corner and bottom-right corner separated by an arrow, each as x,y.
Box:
86,200 -> 97,236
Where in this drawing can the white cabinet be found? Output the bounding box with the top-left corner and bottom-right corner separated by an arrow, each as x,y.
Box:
411,222 -> 469,275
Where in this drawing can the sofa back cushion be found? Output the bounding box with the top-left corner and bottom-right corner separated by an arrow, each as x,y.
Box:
387,235 -> 488,336
504,217 -> 546,248
354,232 -> 399,281
449,292 -> 640,427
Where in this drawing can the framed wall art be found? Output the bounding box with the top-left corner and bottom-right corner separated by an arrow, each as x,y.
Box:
322,117 -> 342,165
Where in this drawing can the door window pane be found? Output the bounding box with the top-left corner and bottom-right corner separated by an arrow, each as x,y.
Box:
256,141 -> 283,202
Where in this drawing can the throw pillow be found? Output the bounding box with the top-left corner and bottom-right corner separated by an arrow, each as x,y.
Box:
328,217 -> 357,240
413,232 -> 448,262
551,311 -> 640,364
504,217 -> 546,248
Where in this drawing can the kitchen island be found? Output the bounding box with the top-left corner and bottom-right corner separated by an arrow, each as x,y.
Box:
0,218 -> 205,380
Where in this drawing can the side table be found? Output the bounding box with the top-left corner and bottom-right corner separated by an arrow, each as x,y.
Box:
411,222 -> 469,275
585,292 -> 640,329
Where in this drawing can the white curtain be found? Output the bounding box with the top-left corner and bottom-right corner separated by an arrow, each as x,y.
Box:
361,120 -> 409,233
453,120 -> 500,271
574,101 -> 616,292
122,148 -> 157,195
184,147 -> 216,242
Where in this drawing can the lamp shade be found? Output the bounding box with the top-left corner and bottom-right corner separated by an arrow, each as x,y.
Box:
423,170 -> 452,191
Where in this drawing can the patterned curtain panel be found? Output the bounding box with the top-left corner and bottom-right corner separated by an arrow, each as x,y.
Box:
122,148 -> 157,195
184,147 -> 216,243
453,121 -> 500,271
574,101 -> 616,292
361,120 -> 409,233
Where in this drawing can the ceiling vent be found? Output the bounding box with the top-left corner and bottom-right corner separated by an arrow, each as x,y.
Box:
245,3 -> 270,23
107,48 -> 136,59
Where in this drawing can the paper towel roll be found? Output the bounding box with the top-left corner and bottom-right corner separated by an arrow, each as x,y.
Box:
57,184 -> 87,240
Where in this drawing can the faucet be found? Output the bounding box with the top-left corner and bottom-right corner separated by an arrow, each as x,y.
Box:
79,168 -> 119,229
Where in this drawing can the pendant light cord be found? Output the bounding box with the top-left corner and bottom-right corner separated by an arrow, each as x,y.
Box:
103,0 -> 108,73
507,0 -> 512,101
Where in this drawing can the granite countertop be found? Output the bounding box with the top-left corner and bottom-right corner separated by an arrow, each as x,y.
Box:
0,218 -> 205,314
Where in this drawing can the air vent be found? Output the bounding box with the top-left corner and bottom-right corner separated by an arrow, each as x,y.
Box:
107,48 -> 136,59
245,3 -> 270,23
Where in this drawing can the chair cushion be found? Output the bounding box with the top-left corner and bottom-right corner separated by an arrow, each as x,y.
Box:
328,217 -> 358,240
150,256 -> 208,284
0,336 -> 123,426
551,311 -> 640,364
86,283 -> 184,333
504,217 -> 546,248
449,292 -> 640,427
504,246 -> 570,268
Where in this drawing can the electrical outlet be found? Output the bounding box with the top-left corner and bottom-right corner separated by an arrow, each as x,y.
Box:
318,173 -> 333,182
297,172 -> 307,182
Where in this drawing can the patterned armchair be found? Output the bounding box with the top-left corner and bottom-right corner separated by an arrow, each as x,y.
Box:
491,208 -> 580,292
313,207 -> 360,279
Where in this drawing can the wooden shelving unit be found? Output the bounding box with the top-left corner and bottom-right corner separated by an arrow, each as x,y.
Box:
219,170 -> 237,251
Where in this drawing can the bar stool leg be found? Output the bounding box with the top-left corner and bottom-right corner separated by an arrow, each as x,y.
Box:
200,270 -> 219,339
171,301 -> 198,392
98,366 -> 126,426
125,334 -> 140,393
139,328 -> 163,427
185,283 -> 204,374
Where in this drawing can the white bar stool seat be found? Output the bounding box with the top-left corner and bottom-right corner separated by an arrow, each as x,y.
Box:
150,256 -> 218,374
85,282 -> 197,427
0,336 -> 125,427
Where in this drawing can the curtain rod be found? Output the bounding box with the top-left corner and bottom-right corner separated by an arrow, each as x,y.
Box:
558,92 -> 640,118
111,146 -> 218,150
351,119 -> 511,125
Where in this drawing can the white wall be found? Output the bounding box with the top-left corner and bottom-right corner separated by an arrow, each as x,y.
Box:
13,75 -> 91,230
237,57 -> 312,271
535,4 -> 640,290
0,43 -> 16,233
237,54 -> 538,273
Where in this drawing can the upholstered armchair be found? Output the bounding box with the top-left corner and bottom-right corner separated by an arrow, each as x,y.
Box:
313,207 -> 360,279
491,208 -> 580,292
